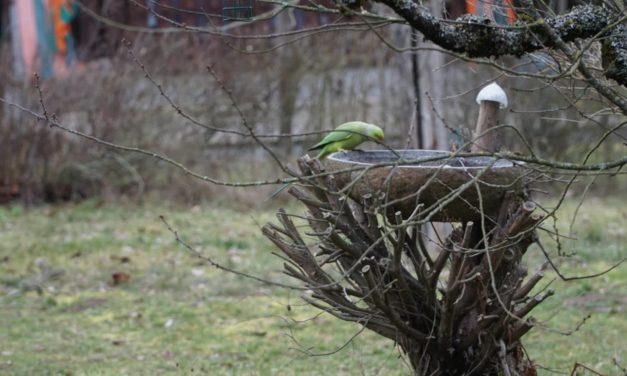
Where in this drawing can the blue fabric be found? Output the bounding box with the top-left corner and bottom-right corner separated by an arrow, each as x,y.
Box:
34,0 -> 54,79
493,0 -> 509,25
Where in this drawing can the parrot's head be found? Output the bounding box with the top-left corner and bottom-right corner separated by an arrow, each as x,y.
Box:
370,126 -> 385,142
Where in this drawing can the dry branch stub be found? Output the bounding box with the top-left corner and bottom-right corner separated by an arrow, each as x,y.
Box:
263,152 -> 547,375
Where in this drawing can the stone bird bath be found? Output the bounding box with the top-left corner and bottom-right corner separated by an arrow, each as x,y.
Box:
325,149 -> 526,222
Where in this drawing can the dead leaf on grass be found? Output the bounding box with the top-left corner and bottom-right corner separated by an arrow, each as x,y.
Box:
111,272 -> 130,286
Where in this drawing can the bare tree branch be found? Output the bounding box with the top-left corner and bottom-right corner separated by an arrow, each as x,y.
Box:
374,1 -> 627,86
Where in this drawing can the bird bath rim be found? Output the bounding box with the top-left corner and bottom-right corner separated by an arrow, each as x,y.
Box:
326,150 -> 521,170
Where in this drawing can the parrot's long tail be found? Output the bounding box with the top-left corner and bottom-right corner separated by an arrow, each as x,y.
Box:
316,149 -> 330,160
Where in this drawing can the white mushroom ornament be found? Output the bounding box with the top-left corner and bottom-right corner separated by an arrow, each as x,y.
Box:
472,82 -> 509,152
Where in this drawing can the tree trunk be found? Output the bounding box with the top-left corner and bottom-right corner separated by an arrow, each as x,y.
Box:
419,0 -> 447,151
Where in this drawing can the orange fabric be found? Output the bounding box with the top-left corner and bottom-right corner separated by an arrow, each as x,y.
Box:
466,0 -> 516,24
50,0 -> 71,54
505,0 -> 516,23
466,0 -> 477,15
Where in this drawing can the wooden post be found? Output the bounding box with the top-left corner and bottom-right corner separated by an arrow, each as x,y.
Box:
473,100 -> 501,152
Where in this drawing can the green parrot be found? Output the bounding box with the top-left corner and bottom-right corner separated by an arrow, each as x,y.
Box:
308,121 -> 385,160
266,121 -> 384,200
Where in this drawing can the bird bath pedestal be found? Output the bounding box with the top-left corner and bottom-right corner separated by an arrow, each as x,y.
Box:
263,149 -> 545,375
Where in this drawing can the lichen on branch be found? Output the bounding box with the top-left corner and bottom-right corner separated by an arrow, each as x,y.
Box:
375,1 -> 627,85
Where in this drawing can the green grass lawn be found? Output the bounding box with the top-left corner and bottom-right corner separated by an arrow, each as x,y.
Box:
0,198 -> 625,375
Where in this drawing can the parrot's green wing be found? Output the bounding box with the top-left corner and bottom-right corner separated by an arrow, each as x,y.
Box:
308,130 -> 353,151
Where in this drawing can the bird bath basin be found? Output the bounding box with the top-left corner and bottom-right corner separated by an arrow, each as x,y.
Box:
325,150 -> 526,222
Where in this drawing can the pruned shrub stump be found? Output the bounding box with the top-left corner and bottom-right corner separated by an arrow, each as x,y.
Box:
263,151 -> 545,376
